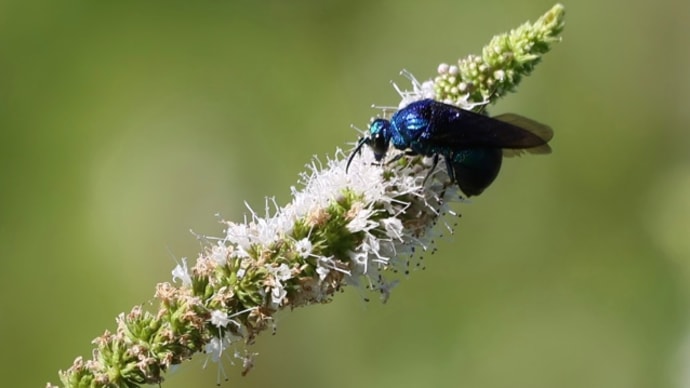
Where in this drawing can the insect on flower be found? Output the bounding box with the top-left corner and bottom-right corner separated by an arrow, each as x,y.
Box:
346,98 -> 553,197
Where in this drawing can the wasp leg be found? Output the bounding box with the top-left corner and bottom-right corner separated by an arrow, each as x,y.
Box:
385,150 -> 418,166
444,155 -> 456,182
422,154 -> 441,186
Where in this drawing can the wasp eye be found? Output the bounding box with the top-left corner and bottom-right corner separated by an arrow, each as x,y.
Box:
371,133 -> 388,160
367,119 -> 391,162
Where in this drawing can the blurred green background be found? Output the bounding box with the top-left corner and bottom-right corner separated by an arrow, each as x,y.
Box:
2,1 -> 689,387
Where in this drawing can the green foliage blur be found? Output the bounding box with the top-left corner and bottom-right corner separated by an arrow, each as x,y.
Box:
2,1 -> 689,387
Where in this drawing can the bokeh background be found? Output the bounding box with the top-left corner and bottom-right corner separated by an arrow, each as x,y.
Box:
2,1 -> 689,387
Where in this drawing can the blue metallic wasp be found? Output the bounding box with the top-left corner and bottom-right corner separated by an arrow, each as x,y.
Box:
346,98 -> 553,197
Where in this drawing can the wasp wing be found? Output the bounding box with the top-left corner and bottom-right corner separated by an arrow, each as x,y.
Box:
421,101 -> 553,154
494,113 -> 553,157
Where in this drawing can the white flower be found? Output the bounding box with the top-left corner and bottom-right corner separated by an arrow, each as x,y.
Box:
270,285 -> 287,307
204,337 -> 230,363
225,222 -> 251,251
295,238 -> 313,257
315,265 -> 330,281
171,257 -> 192,287
267,263 -> 292,308
349,250 -> 369,275
346,206 -> 378,233
210,242 -> 229,265
210,310 -> 231,328
381,217 -> 404,241
271,263 -> 291,282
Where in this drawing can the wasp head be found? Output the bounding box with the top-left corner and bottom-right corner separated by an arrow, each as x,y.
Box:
345,119 -> 392,173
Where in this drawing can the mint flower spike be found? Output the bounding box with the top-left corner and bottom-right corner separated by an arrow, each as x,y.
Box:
51,146 -> 460,388
434,3 -> 565,106
49,5 -> 564,388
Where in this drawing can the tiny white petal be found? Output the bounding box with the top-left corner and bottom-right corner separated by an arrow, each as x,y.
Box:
210,310 -> 231,328
171,257 -> 192,286
316,266 -> 330,281
295,238 -> 313,257
272,263 -> 292,282
271,285 -> 287,307
210,243 -> 229,265
346,207 -> 378,233
349,251 -> 369,274
381,217 -> 404,241
205,337 -> 228,363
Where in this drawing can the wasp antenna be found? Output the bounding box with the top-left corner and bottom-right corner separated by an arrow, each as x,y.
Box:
346,137 -> 368,174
